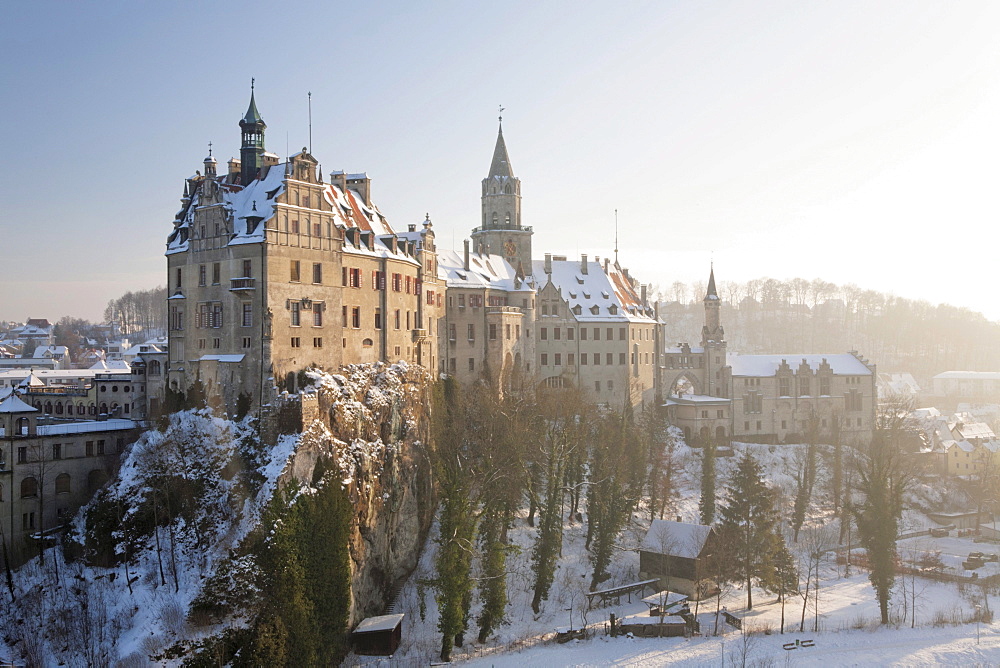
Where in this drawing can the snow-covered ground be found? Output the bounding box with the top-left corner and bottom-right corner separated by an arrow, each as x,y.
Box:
345,441 -> 1000,667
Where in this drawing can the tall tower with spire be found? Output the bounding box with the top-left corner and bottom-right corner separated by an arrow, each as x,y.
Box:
701,265 -> 728,397
239,81 -> 266,185
471,111 -> 532,276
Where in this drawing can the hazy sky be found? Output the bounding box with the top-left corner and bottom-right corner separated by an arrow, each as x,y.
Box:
2,1 -> 999,322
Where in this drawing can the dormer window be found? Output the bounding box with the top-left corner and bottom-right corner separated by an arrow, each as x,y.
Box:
573,305 -> 582,315
602,291 -> 610,299
583,292 -> 591,299
609,304 -> 618,314
576,276 -> 584,284
590,305 -> 600,315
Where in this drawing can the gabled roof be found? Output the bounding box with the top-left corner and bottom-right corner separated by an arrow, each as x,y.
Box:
642,520 -> 713,559
728,353 -> 872,377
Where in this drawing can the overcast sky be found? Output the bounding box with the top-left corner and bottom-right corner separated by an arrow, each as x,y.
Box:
2,1 -> 998,322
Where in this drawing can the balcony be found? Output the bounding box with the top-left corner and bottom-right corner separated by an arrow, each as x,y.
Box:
230,277 -> 256,291
487,306 -> 524,316
412,328 -> 428,342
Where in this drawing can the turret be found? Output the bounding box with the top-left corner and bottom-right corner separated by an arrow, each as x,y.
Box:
239,80 -> 266,185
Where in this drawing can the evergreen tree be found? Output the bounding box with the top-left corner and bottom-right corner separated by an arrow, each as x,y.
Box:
717,450 -> 783,610
699,443 -> 716,525
851,434 -> 914,624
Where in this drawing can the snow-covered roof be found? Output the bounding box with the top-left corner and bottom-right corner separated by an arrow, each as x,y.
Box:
934,371 -> 1000,381
952,422 -> 995,441
437,250 -> 526,292
663,394 -> 730,405
641,520 -> 712,559
728,353 -> 872,377
198,354 -> 245,363
90,360 -> 131,371
0,393 -> 37,413
32,345 -> 68,359
354,613 -> 404,634
532,258 -> 655,323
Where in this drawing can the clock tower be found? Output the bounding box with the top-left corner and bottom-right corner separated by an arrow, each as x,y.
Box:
472,115 -> 532,277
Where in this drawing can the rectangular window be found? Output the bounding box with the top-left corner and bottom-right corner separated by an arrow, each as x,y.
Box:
555,353 -> 562,366
541,353 -> 548,366
619,352 -> 627,365
291,337 -> 301,348
593,328 -> 600,340
580,354 -> 588,365
374,308 -> 382,330
212,263 -> 220,284
291,302 -> 301,327
567,328 -> 575,340
291,260 -> 301,282
313,222 -> 322,236
595,380 -> 601,392
799,377 -> 810,397
405,276 -> 412,293
779,377 -> 790,396
620,327 -> 627,340
607,328 -> 613,340
212,303 -> 223,328
820,376 -> 830,396
52,443 -> 62,460
352,307 -> 361,329
349,268 -> 362,287
449,323 -> 456,341
313,337 -> 323,348
554,328 -> 561,340
458,294 -> 465,308
243,337 -> 251,348
212,338 -> 221,349
506,324 -> 511,339
580,327 -> 587,341
198,265 -> 206,286
467,324 -> 475,341
342,305 -> 348,327
313,308 -> 323,327
85,441 -> 93,457
175,267 -> 182,289
594,353 -> 600,365
392,273 -> 402,291
97,440 -> 105,455
568,353 -> 575,365
242,259 -> 252,277
468,358 -> 475,372
606,353 -> 613,365
394,309 -> 401,330
242,303 -> 252,327
489,324 -> 497,340
540,327 -> 547,340
22,513 -> 34,530
313,263 -> 323,284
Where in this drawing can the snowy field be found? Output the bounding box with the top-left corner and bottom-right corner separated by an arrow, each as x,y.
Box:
345,442 -> 1000,667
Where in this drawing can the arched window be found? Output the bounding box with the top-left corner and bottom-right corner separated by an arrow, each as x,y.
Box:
89,404 -> 96,416
78,404 -> 85,415
505,213 -> 511,226
148,360 -> 161,375
20,477 -> 38,498
44,402 -> 52,414
55,473 -> 71,495
362,338 -> 374,348
504,184 -> 511,194
55,403 -> 63,415
100,403 -> 108,414
15,417 -> 29,435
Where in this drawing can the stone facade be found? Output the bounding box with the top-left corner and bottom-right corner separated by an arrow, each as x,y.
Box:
662,269 -> 877,445
0,395 -> 140,566
164,93 -> 440,409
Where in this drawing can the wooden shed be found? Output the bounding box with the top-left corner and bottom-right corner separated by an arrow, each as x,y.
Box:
352,613 -> 404,655
638,519 -> 719,600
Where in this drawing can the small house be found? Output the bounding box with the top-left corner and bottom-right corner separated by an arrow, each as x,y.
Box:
352,613 -> 403,655
639,519 -> 719,600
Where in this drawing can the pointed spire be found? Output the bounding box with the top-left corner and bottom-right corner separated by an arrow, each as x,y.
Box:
488,117 -> 514,178
242,78 -> 265,126
705,263 -> 718,300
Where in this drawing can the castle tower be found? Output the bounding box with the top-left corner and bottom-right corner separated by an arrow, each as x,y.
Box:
471,115 -> 532,276
239,82 -> 266,185
701,265 -> 728,397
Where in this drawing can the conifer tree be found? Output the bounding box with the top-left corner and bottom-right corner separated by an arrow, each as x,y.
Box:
699,442 -> 716,525
717,450 -> 783,610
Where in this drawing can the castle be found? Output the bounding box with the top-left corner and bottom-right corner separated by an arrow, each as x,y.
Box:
161,90 -> 875,439
163,92 -> 660,410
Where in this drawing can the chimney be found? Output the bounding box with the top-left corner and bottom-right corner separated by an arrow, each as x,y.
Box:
581,254 -> 588,275
408,223 -> 416,232
463,239 -> 470,271
641,284 -> 647,304
676,515 -> 682,523
544,253 -> 552,274
603,258 -> 610,272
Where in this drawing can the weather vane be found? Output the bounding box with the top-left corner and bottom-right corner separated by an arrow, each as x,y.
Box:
499,105 -> 505,125
207,141 -> 213,157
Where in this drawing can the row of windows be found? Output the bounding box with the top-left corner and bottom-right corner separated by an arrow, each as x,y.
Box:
14,439 -> 114,465
341,306 -> 426,332
31,401 -> 130,416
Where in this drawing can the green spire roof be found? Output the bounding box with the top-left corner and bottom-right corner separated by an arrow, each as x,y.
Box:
243,90 -> 265,126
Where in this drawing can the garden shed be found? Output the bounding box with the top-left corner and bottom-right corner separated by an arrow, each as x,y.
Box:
352,613 -> 404,655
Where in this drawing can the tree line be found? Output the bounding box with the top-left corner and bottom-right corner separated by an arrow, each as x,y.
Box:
657,276 -> 1000,379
